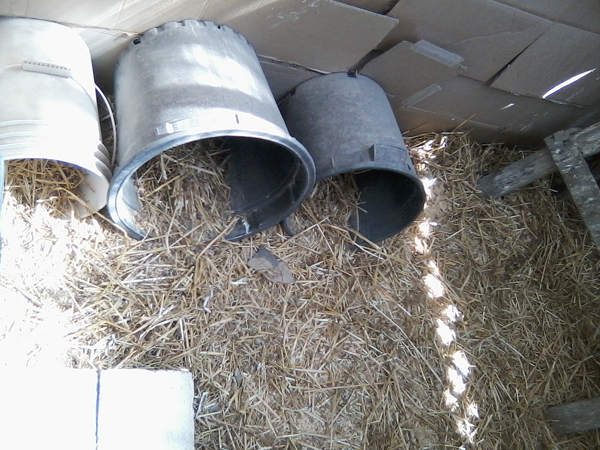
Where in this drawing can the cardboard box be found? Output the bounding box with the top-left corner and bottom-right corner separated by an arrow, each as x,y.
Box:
360,40 -> 464,103
491,23 -> 600,107
380,0 -> 551,82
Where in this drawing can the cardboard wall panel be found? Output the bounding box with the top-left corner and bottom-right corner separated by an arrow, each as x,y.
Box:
334,0 -> 396,13
407,76 -> 580,138
74,27 -> 135,90
201,0 -> 398,73
390,97 -> 542,146
0,0 -> 210,32
390,98 -> 463,134
2,0 -> 597,146
381,0 -> 551,82
493,0 -> 600,35
0,0 -> 397,75
1,0 -> 122,27
491,23 -> 600,107
360,40 -> 463,103
260,59 -> 320,100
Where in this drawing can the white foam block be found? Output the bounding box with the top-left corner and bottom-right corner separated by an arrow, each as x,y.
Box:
0,369 -> 98,450
97,369 -> 194,450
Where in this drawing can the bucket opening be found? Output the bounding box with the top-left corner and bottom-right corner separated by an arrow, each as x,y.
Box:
226,137 -> 305,211
346,169 -> 426,244
128,136 -> 310,241
4,158 -> 102,219
226,136 -> 308,241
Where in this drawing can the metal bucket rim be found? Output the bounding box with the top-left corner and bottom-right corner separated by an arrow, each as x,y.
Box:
281,72 -> 381,101
108,128 -> 316,239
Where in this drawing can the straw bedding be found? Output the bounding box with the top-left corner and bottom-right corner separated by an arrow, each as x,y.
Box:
1,132 -> 599,449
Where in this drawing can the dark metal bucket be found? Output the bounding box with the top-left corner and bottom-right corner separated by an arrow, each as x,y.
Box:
108,21 -> 315,241
279,73 -> 426,243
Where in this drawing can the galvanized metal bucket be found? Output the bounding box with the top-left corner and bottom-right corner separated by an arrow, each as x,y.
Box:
0,17 -> 111,215
109,20 -> 315,241
279,73 -> 426,243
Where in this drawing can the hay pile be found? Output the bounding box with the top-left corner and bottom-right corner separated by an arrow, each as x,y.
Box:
1,133 -> 599,449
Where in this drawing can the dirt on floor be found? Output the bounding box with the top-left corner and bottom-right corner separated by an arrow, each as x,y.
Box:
1,133 -> 599,449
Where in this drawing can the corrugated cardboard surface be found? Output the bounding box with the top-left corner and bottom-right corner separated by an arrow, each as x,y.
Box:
2,0 -> 397,89
3,0 -> 210,31
391,101 -> 541,146
260,59 -> 320,101
73,27 -> 134,89
1,0 -> 600,145
333,0 -> 395,13
406,76 -> 581,137
381,0 -> 551,82
494,0 -> 600,34
491,23 -> 600,107
360,40 -> 464,103
382,0 -> 551,81
201,0 -> 397,72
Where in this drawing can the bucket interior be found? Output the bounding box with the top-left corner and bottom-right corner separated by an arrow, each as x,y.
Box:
226,137 -> 304,211
3,158 -> 107,218
130,136 -> 309,241
346,169 -> 426,244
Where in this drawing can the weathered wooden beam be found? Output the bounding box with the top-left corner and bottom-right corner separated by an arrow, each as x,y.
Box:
552,155 -> 600,201
478,148 -> 557,197
547,397 -> 600,435
478,123 -> 600,198
546,130 -> 600,250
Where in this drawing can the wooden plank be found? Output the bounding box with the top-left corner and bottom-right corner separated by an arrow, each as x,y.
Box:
547,397 -> 600,435
552,156 -> 600,201
202,0 -> 399,73
546,130 -> 600,249
478,123 -> 600,198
